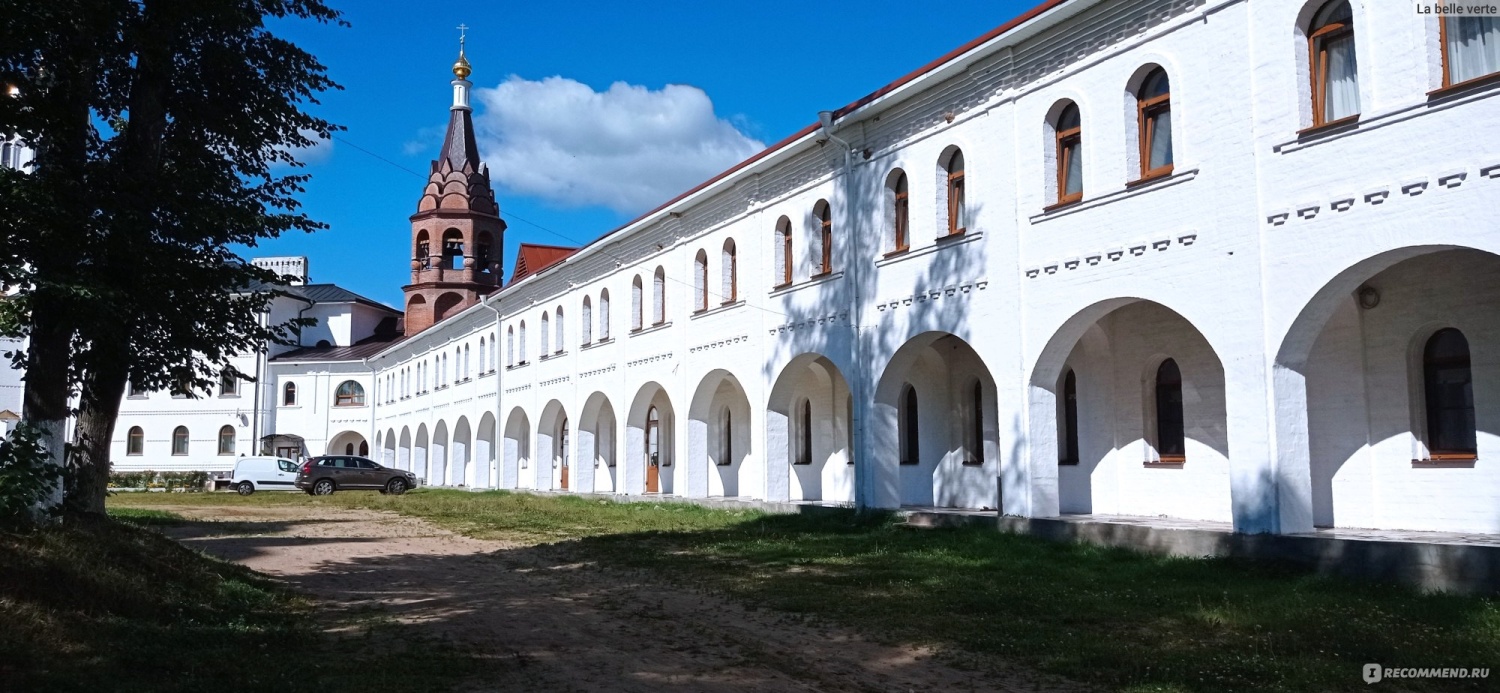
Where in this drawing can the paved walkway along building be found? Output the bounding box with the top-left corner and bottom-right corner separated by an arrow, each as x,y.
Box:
109,0 -> 1500,537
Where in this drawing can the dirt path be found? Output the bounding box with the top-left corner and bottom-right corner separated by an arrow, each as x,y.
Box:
152,504 -> 1085,693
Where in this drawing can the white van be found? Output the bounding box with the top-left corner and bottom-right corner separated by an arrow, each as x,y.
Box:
230,457 -> 302,495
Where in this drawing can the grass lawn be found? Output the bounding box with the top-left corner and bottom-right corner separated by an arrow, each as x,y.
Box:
0,506 -> 485,693
112,489 -> 1500,692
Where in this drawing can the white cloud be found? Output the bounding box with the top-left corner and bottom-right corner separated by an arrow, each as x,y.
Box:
472,76 -> 764,215
274,129 -> 333,167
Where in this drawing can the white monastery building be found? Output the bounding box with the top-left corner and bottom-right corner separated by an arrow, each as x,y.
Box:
107,0 -> 1500,536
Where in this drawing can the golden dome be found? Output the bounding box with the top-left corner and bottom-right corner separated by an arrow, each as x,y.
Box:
452,49 -> 472,80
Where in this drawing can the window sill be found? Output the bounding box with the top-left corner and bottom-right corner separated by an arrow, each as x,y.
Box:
810,269 -> 835,280
581,337 -> 613,351
769,270 -> 844,297
938,228 -> 967,241
792,461 -> 812,466
1058,459 -> 1079,466
962,459 -> 983,467
874,232 -> 983,268
1027,169 -> 1198,225
1144,458 -> 1185,468
629,321 -> 673,338
1043,196 -> 1083,213
1126,165 -> 1175,188
1296,114 -> 1360,139
507,361 -> 530,371
883,247 -> 911,259
1413,455 -> 1478,468
689,300 -> 744,320
218,394 -> 241,399
126,453 -> 143,457
899,461 -> 919,466
1429,70 -> 1500,100
127,395 -> 148,399
333,404 -> 368,409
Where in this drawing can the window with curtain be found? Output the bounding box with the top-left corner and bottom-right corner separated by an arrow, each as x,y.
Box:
631,276 -> 643,331
218,425 -> 235,455
1155,359 -> 1186,462
900,385 -> 920,465
335,380 -> 365,407
694,250 -> 709,311
946,151 -> 966,235
540,313 -> 550,354
1424,328 -> 1477,458
1054,103 -> 1083,205
464,344 -> 471,378
600,290 -> 611,340
775,217 -> 792,287
555,306 -> 564,353
127,426 -> 144,456
506,327 -> 514,367
172,426 -> 190,456
582,297 -> 593,345
1060,370 -> 1080,465
1136,67 -> 1173,179
652,267 -> 665,325
1308,0 -> 1359,126
1443,16 -> 1500,87
891,171 -> 909,252
478,338 -> 486,373
519,322 -> 527,362
721,240 -> 737,303
815,201 -> 833,274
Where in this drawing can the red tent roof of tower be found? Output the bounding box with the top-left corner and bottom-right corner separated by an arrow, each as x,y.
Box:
510,243 -> 579,286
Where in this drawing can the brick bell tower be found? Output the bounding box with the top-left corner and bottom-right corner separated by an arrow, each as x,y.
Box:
402,32 -> 505,336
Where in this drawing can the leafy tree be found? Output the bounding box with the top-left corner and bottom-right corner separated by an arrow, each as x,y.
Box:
0,0 -> 342,515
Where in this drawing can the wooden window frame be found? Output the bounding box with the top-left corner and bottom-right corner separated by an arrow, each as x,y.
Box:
171,426 -> 189,456
1436,16 -> 1500,94
334,381 -> 364,407
1423,328 -> 1478,459
218,425 -> 236,456
1136,73 -> 1174,182
816,205 -> 833,276
724,243 -> 738,304
946,158 -> 966,236
1054,111 -> 1083,207
1308,7 -> 1356,128
778,224 -> 793,288
652,269 -> 666,326
694,252 -> 709,313
1153,359 -> 1187,464
282,382 -> 297,407
127,427 -> 144,456
893,174 -> 910,252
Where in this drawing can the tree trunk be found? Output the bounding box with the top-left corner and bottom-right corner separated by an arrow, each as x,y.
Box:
21,299 -> 73,520
69,331 -> 130,517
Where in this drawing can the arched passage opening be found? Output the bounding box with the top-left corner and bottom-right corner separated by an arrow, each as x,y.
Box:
476,412 -> 497,489
627,382 -> 676,495
538,400 -> 570,491
690,370 -> 754,499
382,428 -> 396,467
767,354 -> 854,503
398,427 -> 412,471
431,421 -> 450,486
579,392 -> 618,494
452,417 -> 472,487
874,333 -> 999,509
503,408 -> 532,489
327,430 -> 369,457
1275,246 -> 1500,534
1028,299 -> 1231,523
414,424 -> 430,484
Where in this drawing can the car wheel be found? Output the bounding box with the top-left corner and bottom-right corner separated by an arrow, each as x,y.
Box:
312,479 -> 335,496
236,481 -> 254,496
386,478 -> 408,496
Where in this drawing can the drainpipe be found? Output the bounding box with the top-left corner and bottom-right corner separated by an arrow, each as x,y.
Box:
483,298 -> 503,488
818,110 -> 869,511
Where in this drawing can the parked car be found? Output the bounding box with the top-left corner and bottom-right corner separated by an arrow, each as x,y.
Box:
295,455 -> 416,496
231,456 -> 303,495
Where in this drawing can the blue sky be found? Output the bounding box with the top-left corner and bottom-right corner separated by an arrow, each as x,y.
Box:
257,0 -> 1035,307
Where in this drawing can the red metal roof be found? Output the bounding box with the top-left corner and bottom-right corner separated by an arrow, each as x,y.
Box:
510,243 -> 579,286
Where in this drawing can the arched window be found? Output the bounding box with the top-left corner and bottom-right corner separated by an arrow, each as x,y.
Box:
1155,359 -> 1186,462
1060,370 -> 1080,465
465,344 -> 472,378
1441,16 -> 1500,87
1308,0 -> 1359,127
507,326 -> 515,367
1424,328 -> 1476,459
172,426 -> 190,456
282,382 -> 297,406
652,267 -> 666,325
599,290 -> 611,340
721,239 -> 737,303
890,170 -> 909,252
582,296 -> 593,345
490,331 -> 498,370
554,306 -> 564,353
359,440 -> 369,457
219,371 -> 238,397
218,425 -> 236,455
796,399 -> 813,465
127,426 -> 144,456
694,250 -> 709,312
631,276 -> 644,331
775,216 -> 793,287
442,229 -> 465,271
540,312 -> 551,354
1054,103 -> 1083,205
900,385 -> 920,465
1136,67 -> 1173,180
415,230 -> 431,269
814,200 -> 833,275
945,150 -> 966,236
335,380 -> 365,406
720,407 -> 733,466
518,321 -> 528,363
967,381 -> 984,466
478,337 -> 487,373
